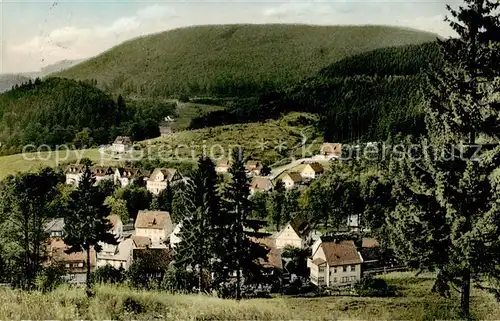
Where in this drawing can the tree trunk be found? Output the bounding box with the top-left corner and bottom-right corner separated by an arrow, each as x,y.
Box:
460,269 -> 471,320
86,247 -> 92,297
236,206 -> 242,301
198,265 -> 203,293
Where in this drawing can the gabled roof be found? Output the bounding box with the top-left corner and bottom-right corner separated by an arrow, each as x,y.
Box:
250,176 -> 273,191
92,166 -> 113,177
289,214 -> 310,238
246,160 -> 262,171
304,162 -> 324,173
319,240 -> 362,266
115,167 -> 144,179
149,168 -> 180,182
114,136 -> 132,144
135,211 -> 172,230
249,236 -> 282,270
283,172 -> 303,183
321,143 -> 342,155
65,164 -> 84,174
132,235 -> 151,249
45,218 -> 65,232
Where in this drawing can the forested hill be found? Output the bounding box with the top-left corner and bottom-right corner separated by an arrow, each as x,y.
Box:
189,41 -> 443,142
0,78 -> 174,155
54,24 -> 439,97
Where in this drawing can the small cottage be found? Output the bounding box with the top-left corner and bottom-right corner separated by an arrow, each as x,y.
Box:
134,211 -> 173,246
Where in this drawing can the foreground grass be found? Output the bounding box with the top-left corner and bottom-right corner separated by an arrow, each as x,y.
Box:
0,273 -> 498,320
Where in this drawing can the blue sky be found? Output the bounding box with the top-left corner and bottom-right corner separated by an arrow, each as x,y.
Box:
1,0 -> 460,73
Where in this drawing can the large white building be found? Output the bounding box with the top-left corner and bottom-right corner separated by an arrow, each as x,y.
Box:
112,136 -> 132,153
134,211 -> 173,246
307,237 -> 363,288
146,168 -> 183,195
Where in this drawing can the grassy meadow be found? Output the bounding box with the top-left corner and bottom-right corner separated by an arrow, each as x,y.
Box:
0,272 -> 498,320
142,112 -> 324,164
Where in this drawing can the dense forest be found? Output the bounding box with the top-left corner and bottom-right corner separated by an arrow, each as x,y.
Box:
0,78 -> 175,155
189,41 -> 442,142
54,24 -> 439,98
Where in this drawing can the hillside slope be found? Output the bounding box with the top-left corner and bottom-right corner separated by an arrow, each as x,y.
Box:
55,24 -> 439,97
188,41 -> 443,142
0,74 -> 32,93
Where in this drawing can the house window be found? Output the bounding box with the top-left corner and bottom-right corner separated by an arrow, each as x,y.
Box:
350,276 -> 356,281
333,277 -> 337,283
78,263 -> 84,267
65,263 -> 70,268
350,265 -> 356,272
333,267 -> 337,273
343,266 -> 347,272
319,266 -> 325,273
318,277 -> 325,284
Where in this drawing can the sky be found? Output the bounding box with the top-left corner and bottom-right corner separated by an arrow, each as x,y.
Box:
0,0 -> 462,74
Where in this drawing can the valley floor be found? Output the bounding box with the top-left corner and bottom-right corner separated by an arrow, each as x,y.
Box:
1,272 -> 498,320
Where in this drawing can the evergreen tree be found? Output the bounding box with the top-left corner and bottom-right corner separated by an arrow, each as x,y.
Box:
223,150 -> 268,300
389,1 -> 500,317
173,156 -> 222,292
267,180 -> 286,230
63,163 -> 118,297
155,182 -> 174,212
0,168 -> 63,289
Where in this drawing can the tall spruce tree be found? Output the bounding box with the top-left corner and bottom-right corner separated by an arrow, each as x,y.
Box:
389,1 -> 500,317
223,150 -> 268,300
64,162 -> 118,297
173,156 -> 222,292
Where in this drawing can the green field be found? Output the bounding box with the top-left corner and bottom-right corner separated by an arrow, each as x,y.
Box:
0,113 -> 321,178
54,24 -> 439,97
174,102 -> 226,131
142,112 -> 324,164
0,272 -> 498,320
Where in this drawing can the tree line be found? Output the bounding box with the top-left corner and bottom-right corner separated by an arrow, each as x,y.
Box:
0,78 -> 175,155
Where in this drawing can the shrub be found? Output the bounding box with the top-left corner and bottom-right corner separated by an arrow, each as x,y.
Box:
35,265 -> 64,293
354,275 -> 396,297
93,265 -> 126,284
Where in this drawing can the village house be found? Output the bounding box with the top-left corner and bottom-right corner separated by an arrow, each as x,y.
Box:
249,236 -> 283,274
134,211 -> 173,247
114,167 -> 146,188
280,172 -> 304,190
246,160 -> 263,176
320,143 -> 342,160
65,164 -> 84,185
300,162 -> 324,180
250,176 -> 274,195
308,237 -> 363,288
46,238 -> 96,285
274,215 -> 311,249
146,168 -> 183,195
92,166 -> 114,183
132,235 -> 152,249
347,214 -> 360,231
215,159 -> 231,173
45,218 -> 65,238
112,136 -> 132,153
96,237 -> 135,270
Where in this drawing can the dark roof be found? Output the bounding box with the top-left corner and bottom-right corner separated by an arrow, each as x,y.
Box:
307,162 -> 324,173
114,136 -> 132,144
289,214 -> 310,238
283,172 -> 303,183
249,237 -> 282,270
115,167 -> 144,179
92,166 -> 113,177
65,164 -> 84,173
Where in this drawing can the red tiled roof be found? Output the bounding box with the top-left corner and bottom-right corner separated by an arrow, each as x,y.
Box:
362,238 -> 380,248
135,211 -> 172,230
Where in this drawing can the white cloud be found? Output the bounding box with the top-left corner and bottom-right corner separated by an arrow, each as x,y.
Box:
5,4 -> 179,73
